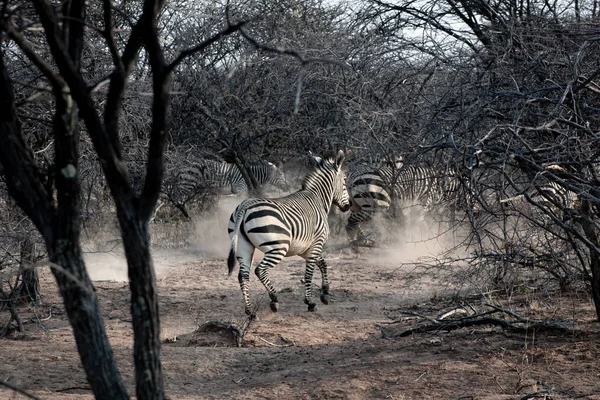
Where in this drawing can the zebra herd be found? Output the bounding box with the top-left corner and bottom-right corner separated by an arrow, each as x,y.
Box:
222,150 -> 470,316
175,150 -> 578,316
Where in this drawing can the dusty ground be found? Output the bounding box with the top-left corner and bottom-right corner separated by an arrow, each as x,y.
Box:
2,218 -> 600,400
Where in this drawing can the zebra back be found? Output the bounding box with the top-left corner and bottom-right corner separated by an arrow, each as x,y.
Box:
233,162 -> 288,193
228,150 -> 350,257
176,159 -> 287,195
348,164 -> 464,213
384,165 -> 462,206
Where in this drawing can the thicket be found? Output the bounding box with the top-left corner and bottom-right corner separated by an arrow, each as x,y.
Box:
1,0 -> 600,397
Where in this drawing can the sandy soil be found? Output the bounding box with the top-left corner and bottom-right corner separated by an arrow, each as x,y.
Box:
2,215 -> 600,400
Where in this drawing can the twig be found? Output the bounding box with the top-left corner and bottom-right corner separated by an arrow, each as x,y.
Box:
493,377 -> 507,394
0,380 -> 43,400
438,307 -> 472,320
280,335 -> 296,346
399,311 -> 439,323
481,302 -> 542,324
55,386 -> 92,392
258,337 -> 293,347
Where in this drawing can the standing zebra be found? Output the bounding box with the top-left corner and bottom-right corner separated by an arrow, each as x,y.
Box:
346,164 -> 463,245
177,159 -> 288,196
227,150 -> 351,317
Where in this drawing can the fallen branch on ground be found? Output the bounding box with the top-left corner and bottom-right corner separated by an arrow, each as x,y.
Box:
379,303 -> 580,339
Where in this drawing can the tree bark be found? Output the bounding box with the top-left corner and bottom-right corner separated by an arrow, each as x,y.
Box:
20,238 -> 40,304
580,199 -> 600,320
50,247 -> 129,398
118,213 -> 164,399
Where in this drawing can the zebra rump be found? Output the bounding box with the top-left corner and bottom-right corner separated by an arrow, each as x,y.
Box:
346,164 -> 464,245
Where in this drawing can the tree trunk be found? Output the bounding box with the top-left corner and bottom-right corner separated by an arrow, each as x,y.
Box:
20,237 -> 40,304
233,156 -> 262,197
580,199 -> 600,320
50,246 -> 130,398
118,212 -> 165,399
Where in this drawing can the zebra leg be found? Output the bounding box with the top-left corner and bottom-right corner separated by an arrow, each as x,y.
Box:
303,257 -> 319,311
316,256 -> 330,305
254,250 -> 284,313
236,239 -> 256,317
345,211 -> 362,242
346,209 -> 374,248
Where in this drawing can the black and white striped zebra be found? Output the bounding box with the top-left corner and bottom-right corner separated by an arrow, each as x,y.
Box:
500,181 -> 580,221
227,150 -> 351,317
177,159 -> 288,196
346,164 -> 463,245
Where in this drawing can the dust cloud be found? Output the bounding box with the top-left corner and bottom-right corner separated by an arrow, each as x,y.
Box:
190,196 -> 243,259
344,207 -> 471,265
84,251 -> 129,282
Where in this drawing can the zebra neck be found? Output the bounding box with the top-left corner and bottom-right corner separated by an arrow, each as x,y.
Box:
302,170 -> 334,213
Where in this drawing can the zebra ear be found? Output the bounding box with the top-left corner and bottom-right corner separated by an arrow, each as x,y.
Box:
308,151 -> 322,165
335,150 -> 345,167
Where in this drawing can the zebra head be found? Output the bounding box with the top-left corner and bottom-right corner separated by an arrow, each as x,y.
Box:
267,161 -> 289,191
309,150 -> 352,213
335,168 -> 352,213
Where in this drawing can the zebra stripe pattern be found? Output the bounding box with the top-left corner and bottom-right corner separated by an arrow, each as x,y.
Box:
177,159 -> 287,195
501,181 -> 580,221
529,182 -> 579,213
227,150 -> 351,317
346,165 -> 462,245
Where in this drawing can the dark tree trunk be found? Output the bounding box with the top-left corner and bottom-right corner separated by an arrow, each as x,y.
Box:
118,214 -> 164,399
234,156 -> 262,197
50,247 -> 129,399
580,199 -> 600,320
20,237 -> 40,304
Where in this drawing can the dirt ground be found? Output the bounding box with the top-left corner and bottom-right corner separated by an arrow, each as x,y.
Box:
2,218 -> 600,400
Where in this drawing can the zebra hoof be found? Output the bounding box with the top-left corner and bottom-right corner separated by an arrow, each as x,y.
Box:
307,303 -> 317,312
270,301 -> 279,312
320,293 -> 329,305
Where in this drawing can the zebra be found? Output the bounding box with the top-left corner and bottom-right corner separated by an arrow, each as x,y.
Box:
227,150 -> 351,317
500,181 -> 580,222
176,159 -> 288,196
346,164 -> 464,246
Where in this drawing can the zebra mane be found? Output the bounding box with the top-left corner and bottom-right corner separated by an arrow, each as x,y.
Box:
301,153 -> 340,191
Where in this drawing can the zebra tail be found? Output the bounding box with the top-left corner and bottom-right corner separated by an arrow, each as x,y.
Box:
227,207 -> 245,276
227,245 -> 236,276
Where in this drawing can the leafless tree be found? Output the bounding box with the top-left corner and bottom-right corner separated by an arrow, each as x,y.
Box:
0,0 -> 245,397
353,0 -> 600,317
